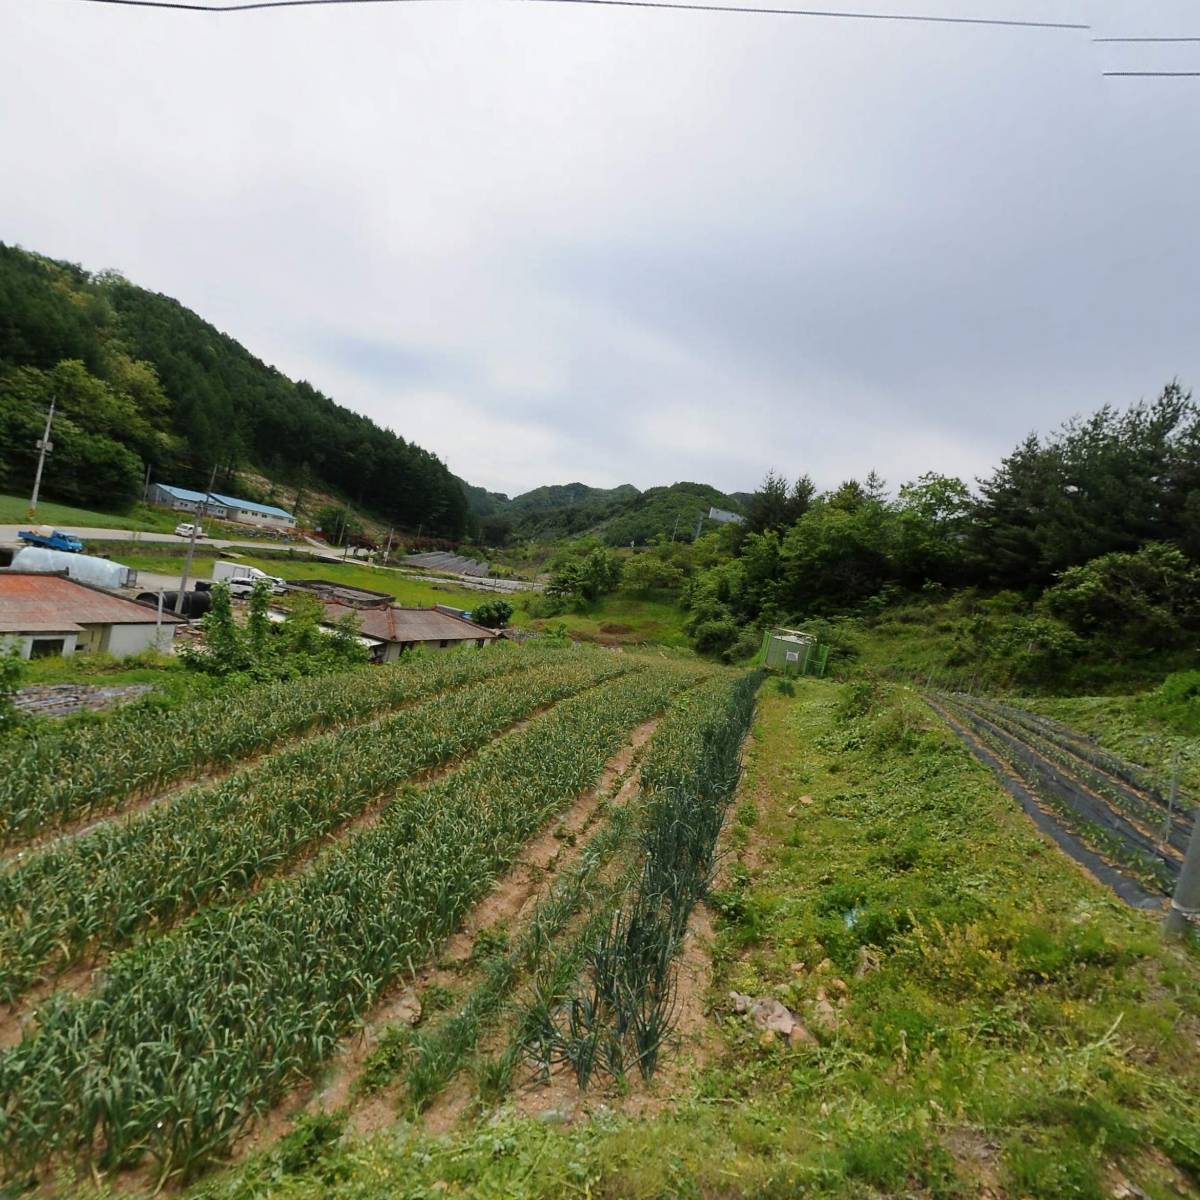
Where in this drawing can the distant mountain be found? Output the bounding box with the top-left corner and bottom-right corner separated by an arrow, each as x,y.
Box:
462,478 -> 745,546
603,482 -> 742,546
508,482 -> 639,514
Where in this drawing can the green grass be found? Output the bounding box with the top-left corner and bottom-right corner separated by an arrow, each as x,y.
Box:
0,492 -> 180,534
13,650 -> 221,708
519,592 -> 690,648
114,552 -> 488,609
176,677 -> 1199,1200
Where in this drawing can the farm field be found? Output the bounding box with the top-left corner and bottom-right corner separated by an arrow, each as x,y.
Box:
3,656 -> 1198,1198
1026,693 -> 1200,799
170,678 -> 1198,1200
0,643 -> 760,1190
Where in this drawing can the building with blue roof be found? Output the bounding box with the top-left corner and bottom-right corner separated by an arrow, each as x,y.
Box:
148,483 -> 297,529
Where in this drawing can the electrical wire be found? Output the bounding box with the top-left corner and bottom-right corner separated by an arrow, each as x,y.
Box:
1095,37 -> 1200,44
1103,71 -> 1200,77
56,0 -> 1089,26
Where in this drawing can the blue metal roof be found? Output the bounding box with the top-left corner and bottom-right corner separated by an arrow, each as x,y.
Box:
156,484 -> 294,521
156,483 -> 211,504
208,493 -> 295,520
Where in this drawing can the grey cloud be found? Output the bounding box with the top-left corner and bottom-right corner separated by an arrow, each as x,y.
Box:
1,0 -> 1196,496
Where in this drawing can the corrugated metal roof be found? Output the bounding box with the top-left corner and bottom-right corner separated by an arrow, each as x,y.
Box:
156,483 -> 211,504
321,603 -> 498,644
208,493 -> 295,521
0,573 -> 185,632
155,484 -> 295,521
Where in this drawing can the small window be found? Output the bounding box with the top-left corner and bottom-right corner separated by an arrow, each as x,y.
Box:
29,638 -> 66,659
439,639 -> 449,649
785,651 -> 800,663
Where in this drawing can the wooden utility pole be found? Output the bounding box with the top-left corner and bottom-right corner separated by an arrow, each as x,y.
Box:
176,466 -> 217,615
28,398 -> 56,518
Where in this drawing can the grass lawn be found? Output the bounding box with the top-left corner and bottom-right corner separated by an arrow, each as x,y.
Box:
13,649 -> 220,707
0,492 -> 180,534
187,677 -> 1199,1200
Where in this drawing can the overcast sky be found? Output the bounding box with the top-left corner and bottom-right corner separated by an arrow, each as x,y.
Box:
2,0 -> 1197,498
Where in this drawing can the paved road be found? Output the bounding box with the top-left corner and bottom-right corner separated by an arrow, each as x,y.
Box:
0,526 -> 541,592
0,525 -> 344,561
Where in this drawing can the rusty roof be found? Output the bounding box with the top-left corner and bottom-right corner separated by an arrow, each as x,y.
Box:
320,602 -> 498,644
0,572 -> 185,633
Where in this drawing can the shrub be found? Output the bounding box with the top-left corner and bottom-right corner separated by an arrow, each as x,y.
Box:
1043,542 -> 1200,647
1140,670 -> 1200,735
471,599 -> 513,629
691,617 -> 739,657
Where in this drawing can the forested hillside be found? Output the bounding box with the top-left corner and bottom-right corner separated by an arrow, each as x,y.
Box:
0,243 -> 468,536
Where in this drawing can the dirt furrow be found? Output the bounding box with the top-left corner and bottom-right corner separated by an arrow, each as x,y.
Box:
221,716 -> 662,1167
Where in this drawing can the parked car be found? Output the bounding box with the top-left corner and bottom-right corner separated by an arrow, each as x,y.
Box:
174,522 -> 205,538
17,526 -> 84,553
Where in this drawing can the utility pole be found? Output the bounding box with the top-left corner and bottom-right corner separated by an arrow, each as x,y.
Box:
1165,810 -> 1200,940
176,466 -> 216,615
142,462 -> 152,504
383,526 -> 394,564
28,398 -> 56,518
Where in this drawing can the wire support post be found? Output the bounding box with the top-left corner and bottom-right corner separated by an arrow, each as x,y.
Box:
1165,811 -> 1200,940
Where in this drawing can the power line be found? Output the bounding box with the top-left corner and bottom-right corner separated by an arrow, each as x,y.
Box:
1095,37 -> 1200,44
58,0 -> 1089,26
1103,71 -> 1200,77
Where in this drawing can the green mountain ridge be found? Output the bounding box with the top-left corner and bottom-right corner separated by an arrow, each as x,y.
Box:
0,242 -> 468,537
460,478 -> 746,546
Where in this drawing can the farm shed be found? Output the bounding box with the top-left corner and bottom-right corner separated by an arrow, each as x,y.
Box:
0,572 -> 183,659
762,628 -> 828,676
148,484 -> 296,530
320,602 -> 498,663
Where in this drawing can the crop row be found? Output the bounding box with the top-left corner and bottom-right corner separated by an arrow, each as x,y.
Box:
0,654 -> 632,1005
970,696 -> 1196,827
939,695 -> 1177,893
0,661 -> 704,1183
521,670 -> 763,1086
969,699 -> 1191,855
0,642 -> 545,847
396,757 -> 645,1111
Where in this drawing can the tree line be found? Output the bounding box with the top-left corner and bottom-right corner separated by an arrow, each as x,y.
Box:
650,383 -> 1198,675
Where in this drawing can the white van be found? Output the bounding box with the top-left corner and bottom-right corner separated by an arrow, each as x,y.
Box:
212,560 -> 287,596
175,522 -> 205,539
